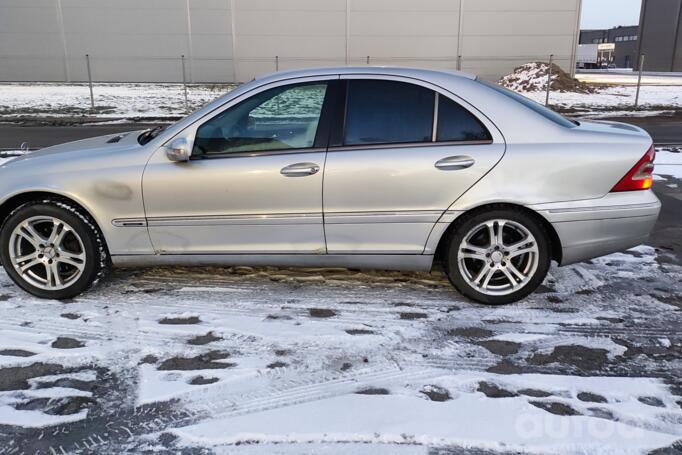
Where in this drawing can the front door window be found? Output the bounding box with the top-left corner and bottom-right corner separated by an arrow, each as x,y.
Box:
193,82 -> 328,156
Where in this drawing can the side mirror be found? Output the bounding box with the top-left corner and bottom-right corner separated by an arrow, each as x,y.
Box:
165,137 -> 191,162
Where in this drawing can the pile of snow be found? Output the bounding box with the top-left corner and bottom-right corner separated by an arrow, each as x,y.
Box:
500,62 -> 595,94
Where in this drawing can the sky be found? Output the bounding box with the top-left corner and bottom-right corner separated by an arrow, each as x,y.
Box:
580,0 -> 642,29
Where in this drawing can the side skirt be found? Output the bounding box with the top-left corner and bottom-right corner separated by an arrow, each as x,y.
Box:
110,253 -> 435,272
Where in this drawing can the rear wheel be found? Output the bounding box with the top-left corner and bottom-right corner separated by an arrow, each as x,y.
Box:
445,208 -> 551,305
0,200 -> 109,300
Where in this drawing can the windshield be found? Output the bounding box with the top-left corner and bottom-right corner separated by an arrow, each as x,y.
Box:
137,125 -> 167,145
478,79 -> 577,128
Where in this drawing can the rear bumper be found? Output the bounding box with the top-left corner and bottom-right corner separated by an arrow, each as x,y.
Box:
531,191 -> 661,266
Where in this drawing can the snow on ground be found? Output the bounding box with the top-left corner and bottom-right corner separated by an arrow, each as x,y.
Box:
1,238 -> 681,453
525,84 -> 682,117
499,64 -> 682,117
655,147 -> 682,181
0,82 -> 235,119
2,76 -> 682,121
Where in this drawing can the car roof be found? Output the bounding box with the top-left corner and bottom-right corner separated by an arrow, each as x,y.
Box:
255,66 -> 476,82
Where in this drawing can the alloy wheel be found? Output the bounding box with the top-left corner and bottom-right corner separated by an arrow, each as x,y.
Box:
8,216 -> 87,291
457,219 -> 539,296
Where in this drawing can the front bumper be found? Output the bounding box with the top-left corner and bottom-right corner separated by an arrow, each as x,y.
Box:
531,190 -> 661,266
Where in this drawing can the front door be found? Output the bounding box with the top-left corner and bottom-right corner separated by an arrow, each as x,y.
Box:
142,79 -> 334,254
322,76 -> 505,254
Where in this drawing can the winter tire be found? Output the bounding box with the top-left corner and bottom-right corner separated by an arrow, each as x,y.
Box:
0,200 -> 109,300
445,207 -> 551,305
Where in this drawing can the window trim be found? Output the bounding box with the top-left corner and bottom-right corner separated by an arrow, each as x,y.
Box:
328,139 -> 493,153
336,76 -> 494,150
431,93 -> 440,142
174,73 -> 497,162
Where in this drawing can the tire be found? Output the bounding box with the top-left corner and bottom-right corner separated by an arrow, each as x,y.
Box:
444,207 -> 551,305
0,199 -> 109,300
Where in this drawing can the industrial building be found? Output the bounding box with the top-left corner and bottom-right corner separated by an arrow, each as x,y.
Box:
579,25 -> 639,68
0,0 -> 582,83
638,0 -> 682,72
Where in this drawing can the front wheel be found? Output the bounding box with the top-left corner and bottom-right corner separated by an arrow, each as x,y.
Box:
445,208 -> 551,305
0,200 -> 109,300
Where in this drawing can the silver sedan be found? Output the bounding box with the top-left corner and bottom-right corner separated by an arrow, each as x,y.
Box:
0,67 -> 660,304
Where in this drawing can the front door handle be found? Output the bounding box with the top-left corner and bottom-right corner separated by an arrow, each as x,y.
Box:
435,155 -> 475,171
280,162 -> 320,177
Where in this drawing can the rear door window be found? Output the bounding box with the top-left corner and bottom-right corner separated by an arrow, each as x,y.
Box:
343,80 -> 434,146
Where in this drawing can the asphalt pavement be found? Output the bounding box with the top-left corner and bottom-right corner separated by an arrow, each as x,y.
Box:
0,124 -> 160,150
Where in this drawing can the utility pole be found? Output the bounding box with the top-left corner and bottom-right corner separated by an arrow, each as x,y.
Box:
635,54 -> 645,108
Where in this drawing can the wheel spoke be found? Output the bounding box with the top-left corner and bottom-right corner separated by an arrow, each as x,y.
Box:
48,221 -> 67,245
459,242 -> 488,261
508,242 -> 538,259
485,222 -> 496,247
500,267 -> 519,289
18,222 -> 47,248
473,263 -> 490,284
12,252 -> 38,265
486,221 -> 506,247
496,221 -> 506,246
57,250 -> 86,271
49,263 -> 63,287
460,252 -> 487,261
45,263 -> 55,287
473,264 -> 497,289
481,267 -> 496,288
19,258 -> 42,273
507,262 -> 527,282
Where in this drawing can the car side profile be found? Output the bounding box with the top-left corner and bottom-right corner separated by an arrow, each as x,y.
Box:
0,67 -> 660,304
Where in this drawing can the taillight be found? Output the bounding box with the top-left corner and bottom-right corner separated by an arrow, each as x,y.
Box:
610,145 -> 656,192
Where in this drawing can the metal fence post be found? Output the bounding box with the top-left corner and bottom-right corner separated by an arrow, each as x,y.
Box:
457,55 -> 462,71
366,55 -> 370,65
275,55 -> 279,71
545,54 -> 554,107
181,55 -> 189,113
635,54 -> 645,108
85,54 -> 94,109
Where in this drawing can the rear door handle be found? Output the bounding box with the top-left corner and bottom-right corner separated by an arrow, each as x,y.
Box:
435,155 -> 475,171
280,162 -> 320,177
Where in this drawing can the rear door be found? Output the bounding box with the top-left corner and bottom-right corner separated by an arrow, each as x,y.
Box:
322,76 -> 505,254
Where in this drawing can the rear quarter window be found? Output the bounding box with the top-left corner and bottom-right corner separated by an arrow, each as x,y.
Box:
437,95 -> 492,142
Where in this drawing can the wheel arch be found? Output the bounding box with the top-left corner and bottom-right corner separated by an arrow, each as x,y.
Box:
432,202 -> 562,266
0,191 -> 109,255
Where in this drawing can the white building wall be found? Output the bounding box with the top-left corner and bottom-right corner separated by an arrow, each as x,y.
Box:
0,0 -> 581,83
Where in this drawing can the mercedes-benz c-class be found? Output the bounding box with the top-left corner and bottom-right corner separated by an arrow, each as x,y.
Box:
0,67 -> 660,304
